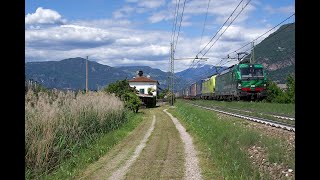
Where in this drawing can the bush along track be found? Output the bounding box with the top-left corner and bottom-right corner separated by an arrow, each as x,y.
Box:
168,101 -> 295,179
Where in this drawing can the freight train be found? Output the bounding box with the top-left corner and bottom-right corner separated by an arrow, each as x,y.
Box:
175,63 -> 267,101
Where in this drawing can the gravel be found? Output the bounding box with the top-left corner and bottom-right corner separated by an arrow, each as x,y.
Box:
164,109 -> 202,180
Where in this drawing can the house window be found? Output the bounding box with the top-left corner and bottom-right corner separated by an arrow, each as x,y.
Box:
139,89 -> 145,94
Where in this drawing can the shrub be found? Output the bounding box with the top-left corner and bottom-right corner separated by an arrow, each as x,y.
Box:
103,80 -> 141,113
265,74 -> 295,103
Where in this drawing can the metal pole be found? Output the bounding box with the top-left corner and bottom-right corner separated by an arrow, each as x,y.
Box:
172,43 -> 174,106
170,42 -> 174,106
252,41 -> 255,64
86,56 -> 88,93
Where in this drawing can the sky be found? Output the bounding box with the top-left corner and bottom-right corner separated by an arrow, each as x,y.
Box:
25,0 -> 295,72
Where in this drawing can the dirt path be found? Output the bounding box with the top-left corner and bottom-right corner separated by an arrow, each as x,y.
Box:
77,106 -> 201,180
164,109 -> 202,180
108,115 -> 156,180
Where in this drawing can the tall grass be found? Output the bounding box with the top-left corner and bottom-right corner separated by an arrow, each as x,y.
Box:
25,89 -> 127,178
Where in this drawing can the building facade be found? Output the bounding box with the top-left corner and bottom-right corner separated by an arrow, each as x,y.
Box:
128,70 -> 159,107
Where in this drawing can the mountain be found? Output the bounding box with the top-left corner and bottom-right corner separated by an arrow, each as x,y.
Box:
115,66 -> 170,90
243,22 -> 295,83
25,58 -> 188,91
24,58 -> 230,91
26,57 -> 127,90
176,64 -> 227,83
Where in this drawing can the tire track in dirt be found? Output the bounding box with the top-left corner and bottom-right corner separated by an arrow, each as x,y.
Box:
108,115 -> 156,180
164,109 -> 202,180
124,107 -> 185,179
77,111 -> 155,180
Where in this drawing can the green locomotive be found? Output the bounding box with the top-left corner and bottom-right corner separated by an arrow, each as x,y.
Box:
215,63 -> 267,100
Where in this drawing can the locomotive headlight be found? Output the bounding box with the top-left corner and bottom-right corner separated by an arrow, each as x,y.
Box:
237,83 -> 242,89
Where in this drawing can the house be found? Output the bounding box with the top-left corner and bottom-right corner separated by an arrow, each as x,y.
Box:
277,83 -> 287,91
128,70 -> 159,107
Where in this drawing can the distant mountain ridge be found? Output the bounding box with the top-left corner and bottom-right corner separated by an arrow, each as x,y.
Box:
25,58 -> 225,91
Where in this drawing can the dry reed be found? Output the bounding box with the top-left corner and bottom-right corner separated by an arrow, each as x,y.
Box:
25,89 -> 126,177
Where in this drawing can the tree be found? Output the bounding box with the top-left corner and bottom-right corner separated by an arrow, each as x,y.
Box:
147,87 -> 155,96
157,88 -> 169,99
122,92 -> 141,113
265,74 -> 295,104
286,74 -> 295,103
266,80 -> 283,102
103,79 -> 137,98
103,80 -> 141,113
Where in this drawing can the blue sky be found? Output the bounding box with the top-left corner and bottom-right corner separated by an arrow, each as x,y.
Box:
25,0 -> 295,72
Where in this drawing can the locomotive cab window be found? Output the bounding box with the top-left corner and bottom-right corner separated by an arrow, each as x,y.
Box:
253,68 -> 264,77
240,66 -> 264,79
240,67 -> 251,78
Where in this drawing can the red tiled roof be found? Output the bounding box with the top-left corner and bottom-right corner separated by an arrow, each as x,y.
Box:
128,76 -> 157,83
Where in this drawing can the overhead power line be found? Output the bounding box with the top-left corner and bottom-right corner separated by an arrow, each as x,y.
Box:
171,0 -> 181,45
174,0 -> 187,52
199,0 -> 252,59
198,0 -> 211,53
188,0 -> 250,70
227,13 -> 295,57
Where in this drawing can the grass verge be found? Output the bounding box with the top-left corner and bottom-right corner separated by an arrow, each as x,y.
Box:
168,101 -> 294,179
188,99 -> 295,117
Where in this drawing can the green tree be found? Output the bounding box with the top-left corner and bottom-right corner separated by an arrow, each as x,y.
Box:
147,87 -> 155,96
265,80 -> 284,103
157,88 -> 169,99
286,74 -> 295,103
103,79 -> 137,97
103,80 -> 141,113
265,74 -> 295,104
122,92 -> 141,113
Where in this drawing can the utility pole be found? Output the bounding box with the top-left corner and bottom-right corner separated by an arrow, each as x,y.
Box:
86,56 -> 88,93
250,41 -> 255,64
170,43 -> 174,106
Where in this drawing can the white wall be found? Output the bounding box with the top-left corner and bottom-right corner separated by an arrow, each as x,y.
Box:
129,82 -> 157,96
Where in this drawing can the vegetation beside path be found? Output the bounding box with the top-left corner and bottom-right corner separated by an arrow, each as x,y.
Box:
25,89 -> 143,179
168,101 -> 295,179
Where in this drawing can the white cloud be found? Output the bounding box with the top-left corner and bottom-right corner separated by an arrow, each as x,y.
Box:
149,11 -> 173,23
146,0 -> 256,27
73,19 -> 133,29
137,0 -> 166,9
265,5 -> 295,15
26,16 -> 272,72
25,20 -> 172,70
113,6 -> 135,19
113,0 -> 166,19
25,1 -> 286,73
25,7 -> 66,25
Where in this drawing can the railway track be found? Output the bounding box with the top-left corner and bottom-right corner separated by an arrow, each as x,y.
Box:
188,103 -> 295,132
226,107 -> 295,121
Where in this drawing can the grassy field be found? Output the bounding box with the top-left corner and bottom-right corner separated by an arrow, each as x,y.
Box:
25,89 -> 142,179
168,101 -> 295,179
187,99 -> 295,117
